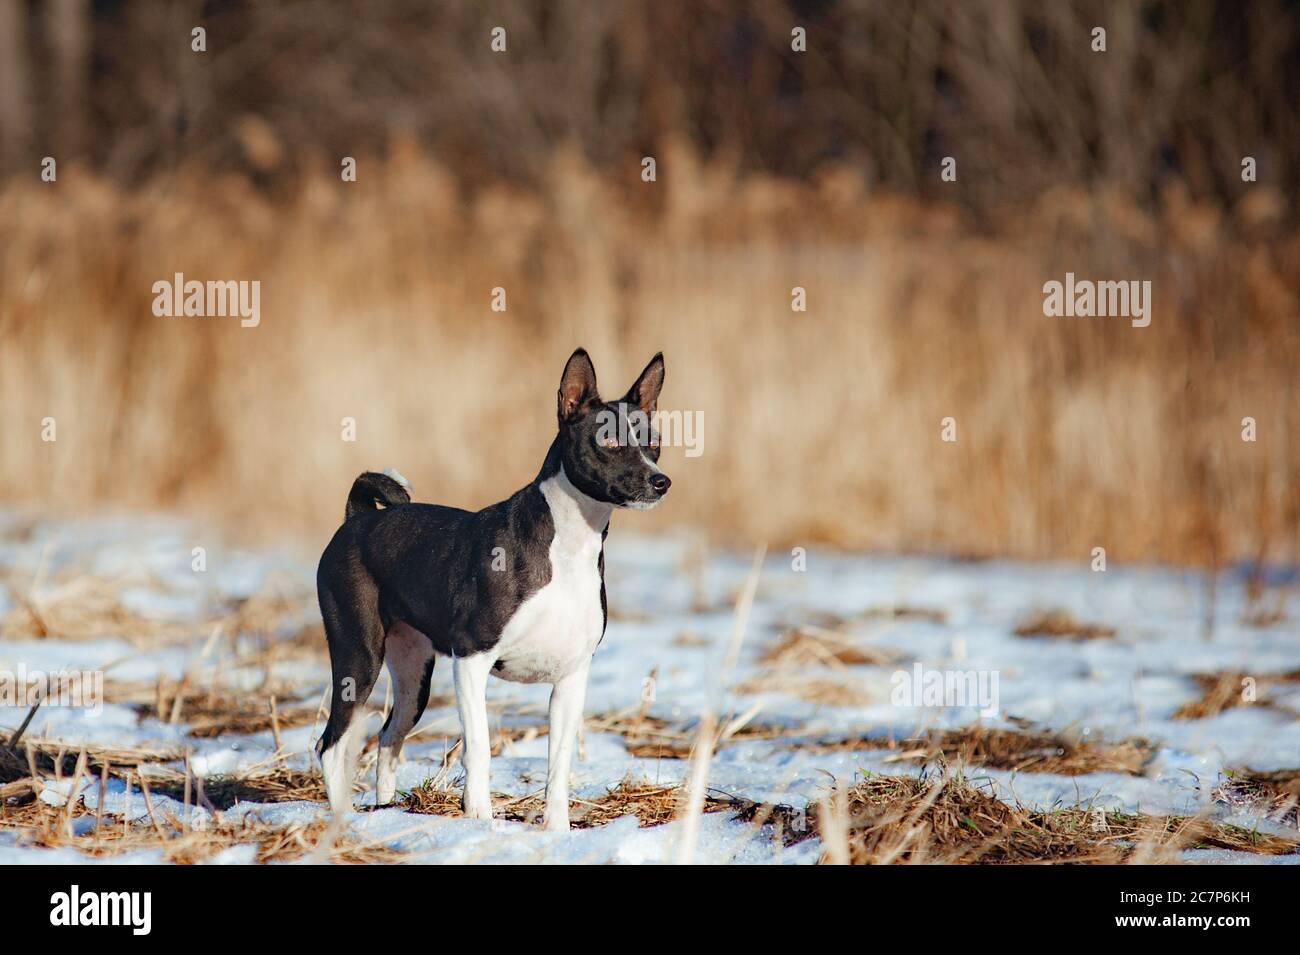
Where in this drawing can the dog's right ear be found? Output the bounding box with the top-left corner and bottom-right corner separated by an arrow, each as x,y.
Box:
558,348 -> 599,422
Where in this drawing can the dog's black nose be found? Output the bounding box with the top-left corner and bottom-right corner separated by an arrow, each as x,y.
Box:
650,474 -> 671,494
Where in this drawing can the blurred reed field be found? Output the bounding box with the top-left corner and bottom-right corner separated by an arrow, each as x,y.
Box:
0,0 -> 1298,564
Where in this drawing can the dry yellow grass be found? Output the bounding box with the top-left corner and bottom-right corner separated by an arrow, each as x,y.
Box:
732,672 -> 874,707
1,147 -> 1296,563
1172,670 -> 1300,720
759,625 -> 900,667
1014,609 -> 1118,641
5,714 -> 1294,864
1,794 -> 401,863
404,778 -> 732,829
815,726 -> 1156,776
730,775 -> 1300,864
588,706 -> 790,760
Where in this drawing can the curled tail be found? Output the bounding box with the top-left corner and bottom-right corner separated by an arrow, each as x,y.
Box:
345,469 -> 411,520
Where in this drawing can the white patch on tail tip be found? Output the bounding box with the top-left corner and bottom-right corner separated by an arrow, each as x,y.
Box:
382,467 -> 412,492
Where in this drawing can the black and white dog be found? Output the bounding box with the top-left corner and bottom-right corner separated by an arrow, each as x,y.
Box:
315,349 -> 669,829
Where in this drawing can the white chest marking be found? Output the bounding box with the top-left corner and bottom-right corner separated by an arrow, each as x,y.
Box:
491,467 -> 611,684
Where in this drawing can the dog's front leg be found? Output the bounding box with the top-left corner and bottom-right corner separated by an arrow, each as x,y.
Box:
544,657 -> 591,831
452,652 -> 494,820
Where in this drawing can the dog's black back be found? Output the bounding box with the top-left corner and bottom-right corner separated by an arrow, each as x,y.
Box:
319,445 -> 567,663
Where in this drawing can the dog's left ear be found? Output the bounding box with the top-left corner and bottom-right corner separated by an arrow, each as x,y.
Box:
623,352 -> 665,415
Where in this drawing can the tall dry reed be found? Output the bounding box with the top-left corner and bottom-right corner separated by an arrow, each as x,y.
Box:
1,143 -> 1296,564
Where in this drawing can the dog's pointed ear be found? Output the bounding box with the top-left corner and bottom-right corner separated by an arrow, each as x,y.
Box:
558,348 -> 599,421
623,352 -> 665,415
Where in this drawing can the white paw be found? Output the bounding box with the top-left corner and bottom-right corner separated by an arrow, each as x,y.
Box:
462,794 -> 494,821
543,803 -> 571,831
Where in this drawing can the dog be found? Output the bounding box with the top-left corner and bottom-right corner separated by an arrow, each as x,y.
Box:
314,348 -> 669,829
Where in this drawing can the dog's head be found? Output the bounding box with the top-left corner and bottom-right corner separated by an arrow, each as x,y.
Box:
555,348 -> 671,509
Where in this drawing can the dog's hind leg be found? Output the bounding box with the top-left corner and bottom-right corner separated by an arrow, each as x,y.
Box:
316,582 -> 385,814
376,622 -> 435,805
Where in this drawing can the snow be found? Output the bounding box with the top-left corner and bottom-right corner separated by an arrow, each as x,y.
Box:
1,515 -> 1297,863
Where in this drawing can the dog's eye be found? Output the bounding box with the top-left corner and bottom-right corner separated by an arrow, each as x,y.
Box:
598,435 -> 620,450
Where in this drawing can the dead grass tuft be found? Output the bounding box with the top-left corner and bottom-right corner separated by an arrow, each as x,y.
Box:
592,714 -> 692,759
730,775 -> 1300,863
1213,769 -> 1300,829
732,673 -> 873,707
587,708 -> 791,760
403,782 -> 465,816
484,724 -> 545,756
218,588 -> 316,640
3,736 -> 184,782
0,725 -> 328,811
1,574 -> 200,643
1014,610 -> 1117,641
1174,672 -> 1252,719
1240,583 -> 1291,628
1241,607 -> 1289,627
0,571 -> 323,658
814,726 -> 1155,776
1172,670 -> 1300,720
147,766 -> 328,810
760,626 -> 899,668
0,739 -> 394,863
671,630 -> 713,648
405,778 -> 732,829
113,680 -> 320,738
2,794 -> 400,863
861,606 -> 948,624
280,622 -> 330,656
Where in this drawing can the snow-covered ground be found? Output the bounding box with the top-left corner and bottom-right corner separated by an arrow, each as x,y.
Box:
1,514 -> 1297,864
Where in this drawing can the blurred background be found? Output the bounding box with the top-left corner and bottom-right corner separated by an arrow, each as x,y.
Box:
0,0 -> 1297,566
